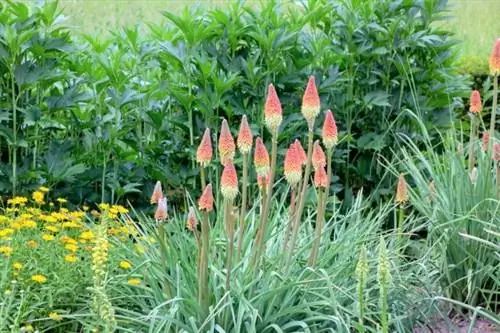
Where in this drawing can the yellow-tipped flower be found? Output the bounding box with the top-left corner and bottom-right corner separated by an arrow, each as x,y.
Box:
322,110 -> 338,149
301,76 -> 321,128
221,161 -> 238,200
186,207 -> 197,232
196,128 -> 213,167
150,181 -> 163,204
264,84 -> 283,134
254,137 -> 270,176
314,166 -> 328,188
237,115 -> 253,154
218,119 -> 236,165
294,139 -> 307,166
199,184 -> 214,212
284,143 -> 302,185
312,140 -> 326,170
395,174 -> 408,204
154,197 -> 168,222
489,38 -> 500,76
469,90 -> 482,113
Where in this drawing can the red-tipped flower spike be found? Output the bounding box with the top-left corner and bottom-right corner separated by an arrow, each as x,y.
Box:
154,196 -> 168,222
186,207 -> 197,232
493,143 -> 500,161
301,76 -> 321,126
395,174 -> 409,204
221,161 -> 238,200
257,171 -> 270,191
482,131 -> 490,152
314,166 -> 328,188
196,128 -> 213,167
312,140 -> 326,170
294,139 -> 307,166
218,119 -> 236,165
237,115 -> 253,154
199,184 -> 214,212
254,137 -> 270,176
284,143 -> 302,185
150,181 -> 163,204
264,84 -> 283,134
490,38 -> 500,76
469,90 -> 482,113
322,110 -> 338,149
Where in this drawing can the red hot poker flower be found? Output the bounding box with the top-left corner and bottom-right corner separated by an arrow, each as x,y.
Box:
237,115 -> 253,154
284,143 -> 302,185
186,207 -> 197,232
199,184 -> 214,212
395,174 -> 409,204
154,196 -> 168,222
469,90 -> 482,113
196,128 -> 213,167
301,76 -> 321,127
314,166 -> 328,188
254,137 -> 270,176
482,131 -> 490,152
490,38 -> 500,76
312,140 -> 326,170
322,110 -> 338,149
264,84 -> 283,134
221,161 -> 238,200
150,181 -> 163,204
493,143 -> 500,161
294,139 -> 307,166
218,119 -> 236,165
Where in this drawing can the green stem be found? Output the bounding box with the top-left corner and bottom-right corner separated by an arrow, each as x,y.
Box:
397,205 -> 405,258
157,223 -> 172,300
199,211 -> 210,317
101,155 -> 107,203
308,189 -> 325,268
380,282 -> 388,333
286,129 -> 314,267
200,167 -> 206,191
468,114 -> 476,172
358,275 -> 365,333
283,185 -> 297,253
326,148 -> 333,199
250,186 -> 267,270
496,163 -> 499,199
11,73 -> 17,195
489,75 -> 498,150
224,199 -> 235,294
237,153 -> 249,261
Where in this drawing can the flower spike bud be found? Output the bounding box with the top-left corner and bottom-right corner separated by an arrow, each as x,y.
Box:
150,181 -> 163,204
469,167 -> 478,185
221,161 -> 238,200
312,140 -> 326,170
395,174 -> 409,204
294,139 -> 307,166
154,196 -> 168,222
264,84 -> 283,134
493,143 -> 500,161
490,38 -> 500,76
482,132 -> 490,152
284,143 -> 302,185
196,128 -> 213,167
301,76 -> 321,127
322,110 -> 338,149
314,166 -> 328,188
469,90 -> 482,113
218,119 -> 236,165
254,137 -> 270,176
237,115 -> 253,154
186,207 -> 197,232
257,171 -> 270,190
199,184 -> 214,212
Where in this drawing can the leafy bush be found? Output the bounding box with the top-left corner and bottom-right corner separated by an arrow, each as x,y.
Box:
0,0 -> 469,208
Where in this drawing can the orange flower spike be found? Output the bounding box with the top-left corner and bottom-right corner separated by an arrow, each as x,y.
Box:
199,184 -> 214,212
395,174 -> 409,204
254,137 -> 270,176
469,90 -> 482,113
322,110 -> 338,149
221,161 -> 238,200
218,119 -> 236,165
314,166 -> 328,188
150,181 -> 163,204
489,38 -> 500,76
301,76 -> 321,127
294,139 -> 307,166
263,84 -> 283,134
186,207 -> 197,232
154,197 -> 168,222
482,131 -> 490,152
237,115 -> 253,155
196,128 -> 213,167
284,143 -> 302,185
312,140 -> 326,170
493,143 -> 500,161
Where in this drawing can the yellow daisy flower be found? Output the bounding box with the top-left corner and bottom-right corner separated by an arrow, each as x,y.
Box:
119,261 -> 132,269
31,274 -> 47,283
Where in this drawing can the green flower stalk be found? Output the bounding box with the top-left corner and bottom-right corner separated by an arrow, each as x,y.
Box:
355,245 -> 368,333
395,174 -> 408,258
468,90 -> 481,171
308,165 -> 328,268
377,236 -> 391,333
198,184 -> 214,317
489,39 -> 499,148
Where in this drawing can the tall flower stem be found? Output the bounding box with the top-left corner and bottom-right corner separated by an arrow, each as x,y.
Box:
469,114 -> 477,171
199,211 -> 210,317
308,188 -> 325,267
283,184 -> 297,253
252,132 -> 278,269
237,153 -> 249,261
10,72 -> 18,195
200,167 -> 207,191
157,223 -> 172,300
489,75 -> 498,149
326,148 -> 333,199
286,129 -> 314,267
224,199 -> 235,294
396,205 -> 405,258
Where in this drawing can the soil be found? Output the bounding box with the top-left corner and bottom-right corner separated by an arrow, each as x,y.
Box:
414,316 -> 499,333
